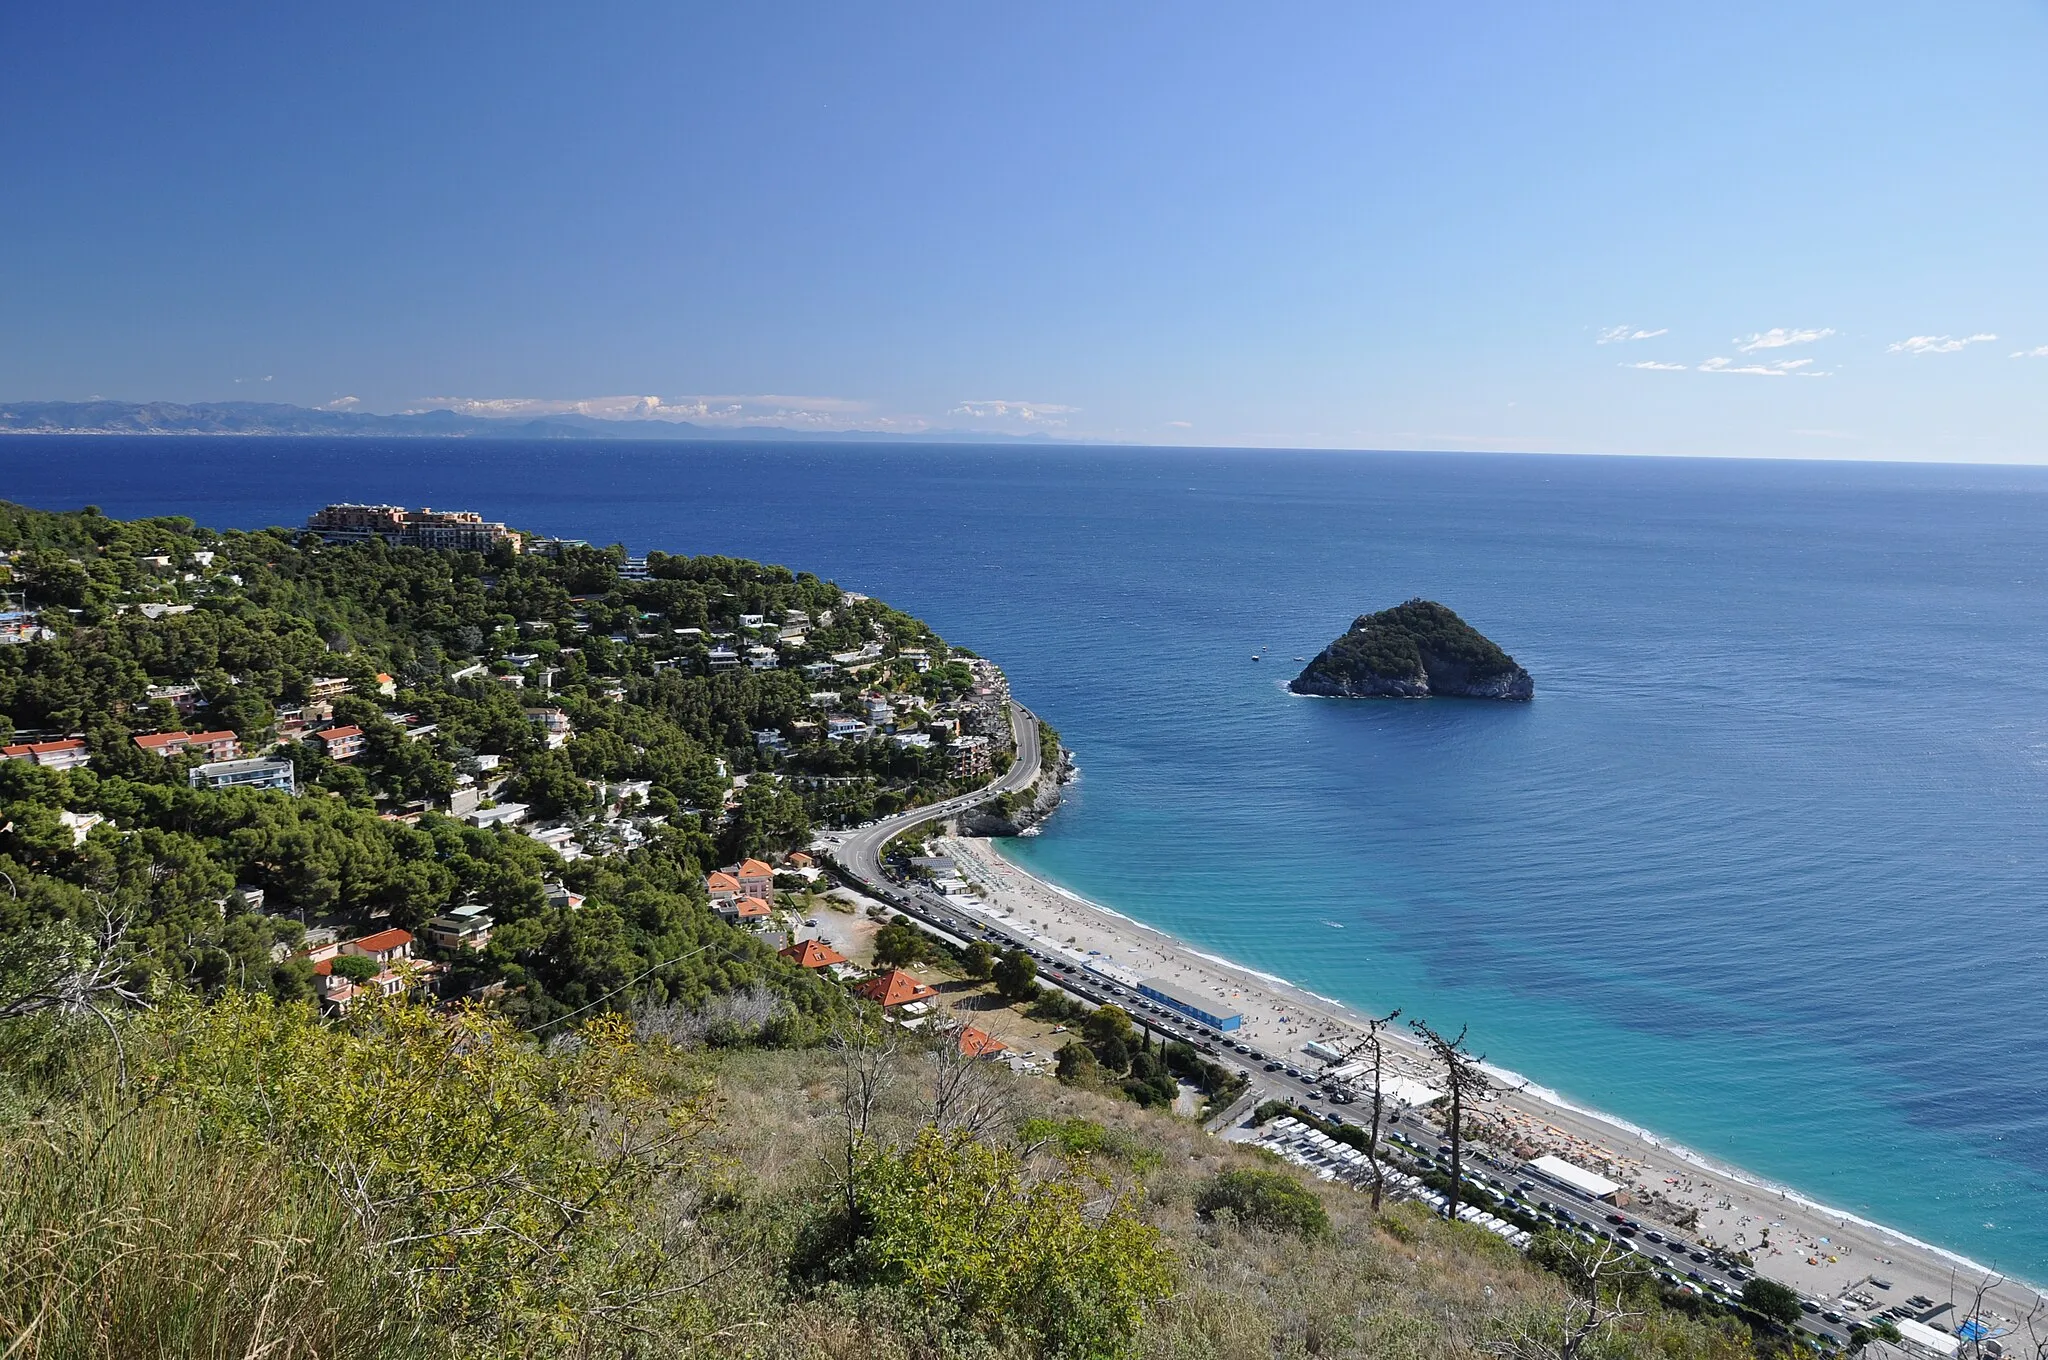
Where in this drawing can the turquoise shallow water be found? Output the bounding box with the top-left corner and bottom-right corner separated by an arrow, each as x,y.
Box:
6,438 -> 2046,1278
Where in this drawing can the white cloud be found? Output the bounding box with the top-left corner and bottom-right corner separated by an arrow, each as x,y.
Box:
2010,346 -> 2048,359
1166,420 -> 1193,428
1622,360 -> 1689,371
1698,356 -> 1826,377
950,400 -> 1077,426
1735,328 -> 1834,353
1888,333 -> 1997,354
1597,326 -> 1669,344
319,396 -> 361,410
411,393 -> 931,431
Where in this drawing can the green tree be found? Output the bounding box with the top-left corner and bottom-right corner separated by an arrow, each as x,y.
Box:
1850,1320 -> 1904,1354
873,919 -> 932,970
327,953 -> 380,985
992,947 -> 1037,1001
1741,1277 -> 1804,1326
962,939 -> 994,980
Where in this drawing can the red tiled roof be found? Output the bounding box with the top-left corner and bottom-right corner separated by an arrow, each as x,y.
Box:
352,928 -> 414,953
738,858 -> 774,879
706,871 -> 742,893
187,730 -> 239,746
780,938 -> 847,968
734,897 -> 772,919
4,739 -> 86,758
319,725 -> 364,741
853,969 -> 937,1008
133,732 -> 187,750
958,1026 -> 1007,1058
786,851 -> 813,867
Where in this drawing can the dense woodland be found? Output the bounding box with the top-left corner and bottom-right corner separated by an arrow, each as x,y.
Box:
0,500 -> 1006,1025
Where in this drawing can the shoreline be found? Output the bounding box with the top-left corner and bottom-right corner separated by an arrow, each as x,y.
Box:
949,832 -> 2045,1323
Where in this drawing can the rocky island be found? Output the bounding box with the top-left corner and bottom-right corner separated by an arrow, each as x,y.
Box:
1290,598 -> 1534,700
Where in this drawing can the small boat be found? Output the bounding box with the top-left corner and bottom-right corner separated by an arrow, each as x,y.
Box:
1251,653 -> 1261,661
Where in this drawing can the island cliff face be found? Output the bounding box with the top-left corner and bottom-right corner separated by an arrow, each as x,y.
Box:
1289,599 -> 1533,701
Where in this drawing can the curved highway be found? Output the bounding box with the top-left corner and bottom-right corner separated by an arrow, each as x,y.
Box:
821,699 -> 1042,885
815,703 -> 1247,1059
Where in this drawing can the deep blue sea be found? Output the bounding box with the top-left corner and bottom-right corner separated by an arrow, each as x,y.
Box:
6,437 -> 2047,1278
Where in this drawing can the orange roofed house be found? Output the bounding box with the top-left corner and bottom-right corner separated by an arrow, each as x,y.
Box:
957,1026 -> 1007,1058
723,896 -> 773,927
313,726 -> 366,761
305,928 -> 418,1012
705,871 -> 742,906
1,738 -> 91,770
780,938 -> 847,969
736,858 -> 775,899
853,969 -> 938,1008
134,730 -> 242,761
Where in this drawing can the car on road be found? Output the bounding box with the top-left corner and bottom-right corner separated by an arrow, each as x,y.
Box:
1606,1213 -> 1627,1225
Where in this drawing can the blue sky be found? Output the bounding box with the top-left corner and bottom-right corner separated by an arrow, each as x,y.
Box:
3,3 -> 2045,458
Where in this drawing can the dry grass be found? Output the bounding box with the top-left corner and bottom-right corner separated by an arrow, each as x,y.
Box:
0,1030 -> 1752,1360
692,1048 -> 1590,1360
0,1100 -> 425,1360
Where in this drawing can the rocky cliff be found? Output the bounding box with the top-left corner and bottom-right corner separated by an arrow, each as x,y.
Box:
1289,599 -> 1533,701
959,747 -> 1075,837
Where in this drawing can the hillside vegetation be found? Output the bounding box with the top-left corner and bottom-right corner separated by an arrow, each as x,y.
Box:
0,504 -> 1759,1357
0,998 -> 1774,1360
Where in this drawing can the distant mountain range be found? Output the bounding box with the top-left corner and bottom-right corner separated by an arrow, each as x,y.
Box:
0,399 -> 1055,442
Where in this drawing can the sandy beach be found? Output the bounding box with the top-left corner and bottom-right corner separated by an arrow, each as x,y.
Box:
937,833 -> 2046,1338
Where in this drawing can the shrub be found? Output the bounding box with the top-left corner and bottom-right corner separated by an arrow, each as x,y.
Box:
1193,1168 -> 1330,1239
852,1127 -> 1176,1360
1017,1116 -> 1164,1173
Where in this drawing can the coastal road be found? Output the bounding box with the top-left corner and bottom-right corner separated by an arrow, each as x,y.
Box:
817,704 -> 1252,1063
820,698 -> 1042,886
